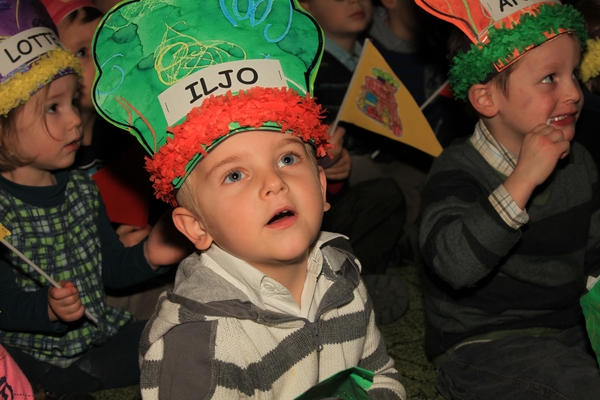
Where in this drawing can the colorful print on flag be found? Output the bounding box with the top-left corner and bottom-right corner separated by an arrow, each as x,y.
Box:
335,39 -> 442,157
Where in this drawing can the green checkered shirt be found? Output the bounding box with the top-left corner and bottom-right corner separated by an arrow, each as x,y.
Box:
0,171 -> 132,367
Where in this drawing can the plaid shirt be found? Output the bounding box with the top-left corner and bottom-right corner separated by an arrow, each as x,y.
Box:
0,171 -> 132,367
470,120 -> 529,229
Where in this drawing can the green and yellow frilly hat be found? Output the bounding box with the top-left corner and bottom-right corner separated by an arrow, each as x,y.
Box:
414,0 -> 587,100
0,0 -> 82,115
92,0 -> 328,206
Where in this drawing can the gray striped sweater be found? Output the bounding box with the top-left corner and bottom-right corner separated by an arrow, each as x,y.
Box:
419,137 -> 600,360
139,237 -> 406,399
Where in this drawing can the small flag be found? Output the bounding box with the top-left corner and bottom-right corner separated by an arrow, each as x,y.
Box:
333,39 -> 443,157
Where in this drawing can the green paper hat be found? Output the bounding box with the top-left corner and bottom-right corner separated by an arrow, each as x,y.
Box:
92,0 -> 327,205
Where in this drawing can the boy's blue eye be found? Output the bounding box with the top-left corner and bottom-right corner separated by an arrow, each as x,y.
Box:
224,170 -> 245,183
47,104 -> 57,114
76,48 -> 86,58
278,153 -> 298,167
542,75 -> 555,83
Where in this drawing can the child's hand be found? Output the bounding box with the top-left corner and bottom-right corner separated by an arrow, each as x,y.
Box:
325,148 -> 352,180
324,126 -> 352,180
144,209 -> 194,270
505,124 -> 570,208
116,224 -> 151,247
47,281 -> 85,322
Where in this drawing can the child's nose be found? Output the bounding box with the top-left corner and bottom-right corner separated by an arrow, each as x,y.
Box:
261,169 -> 288,197
69,108 -> 82,132
564,77 -> 582,104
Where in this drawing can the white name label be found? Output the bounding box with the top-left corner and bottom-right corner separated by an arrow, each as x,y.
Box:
481,0 -> 560,23
158,59 -> 287,126
0,27 -> 62,77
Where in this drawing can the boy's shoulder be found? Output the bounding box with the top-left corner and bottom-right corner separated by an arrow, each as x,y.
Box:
432,135 -> 482,169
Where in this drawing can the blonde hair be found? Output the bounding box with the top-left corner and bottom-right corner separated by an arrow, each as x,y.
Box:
0,86 -> 49,171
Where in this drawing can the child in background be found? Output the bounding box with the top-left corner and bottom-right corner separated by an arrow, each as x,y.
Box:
368,0 -> 478,148
41,0 -> 155,243
577,0 -> 600,94
417,0 -> 600,397
42,0 -> 174,322
300,0 -> 411,326
368,0 -> 445,126
92,0 -> 406,398
0,0 -> 189,395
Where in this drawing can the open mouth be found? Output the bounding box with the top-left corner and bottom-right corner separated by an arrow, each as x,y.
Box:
267,210 -> 295,225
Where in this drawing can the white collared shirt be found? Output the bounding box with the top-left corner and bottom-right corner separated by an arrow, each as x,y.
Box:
202,231 -> 346,322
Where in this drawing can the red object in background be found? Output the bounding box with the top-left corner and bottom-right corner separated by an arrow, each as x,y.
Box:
92,143 -> 151,227
440,82 -> 454,98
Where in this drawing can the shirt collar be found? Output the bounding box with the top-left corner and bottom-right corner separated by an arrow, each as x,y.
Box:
324,37 -> 363,71
203,231 -> 345,319
470,120 -> 518,176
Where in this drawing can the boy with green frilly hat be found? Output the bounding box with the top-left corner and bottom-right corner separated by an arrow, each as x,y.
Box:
415,0 -> 600,397
92,0 -> 407,398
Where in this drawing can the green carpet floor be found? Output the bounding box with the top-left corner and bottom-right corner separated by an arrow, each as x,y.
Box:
91,263 -> 442,399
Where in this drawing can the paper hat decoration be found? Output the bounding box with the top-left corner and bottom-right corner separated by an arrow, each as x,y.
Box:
414,0 -> 587,99
41,0 -> 99,26
0,0 -> 82,115
581,28 -> 600,83
92,0 -> 328,206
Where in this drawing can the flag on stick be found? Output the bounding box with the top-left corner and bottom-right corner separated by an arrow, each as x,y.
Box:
333,39 -> 443,157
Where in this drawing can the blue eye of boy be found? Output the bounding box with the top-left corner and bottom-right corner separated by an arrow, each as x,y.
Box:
542,75 -> 555,83
224,170 -> 245,183
278,153 -> 298,167
76,48 -> 86,58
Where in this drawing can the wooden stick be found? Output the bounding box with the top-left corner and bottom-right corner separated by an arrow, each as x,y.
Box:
420,80 -> 449,111
1,239 -> 99,324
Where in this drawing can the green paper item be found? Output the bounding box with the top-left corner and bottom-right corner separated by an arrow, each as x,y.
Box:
582,282 -> 600,365
92,0 -> 324,188
293,367 -> 374,400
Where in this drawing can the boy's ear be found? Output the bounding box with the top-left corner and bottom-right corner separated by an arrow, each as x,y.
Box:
468,83 -> 498,118
318,166 -> 331,212
172,207 -> 214,251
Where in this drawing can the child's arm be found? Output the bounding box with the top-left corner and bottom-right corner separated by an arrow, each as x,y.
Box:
115,224 -> 151,248
358,287 -> 407,399
0,259 -> 69,332
98,197 -> 191,288
503,124 -> 570,208
419,151 -> 522,289
420,125 -> 570,289
47,281 -> 85,322
143,209 -> 194,270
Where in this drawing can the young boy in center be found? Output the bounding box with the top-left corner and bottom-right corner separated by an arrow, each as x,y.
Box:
417,0 -> 600,398
92,0 -> 406,398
